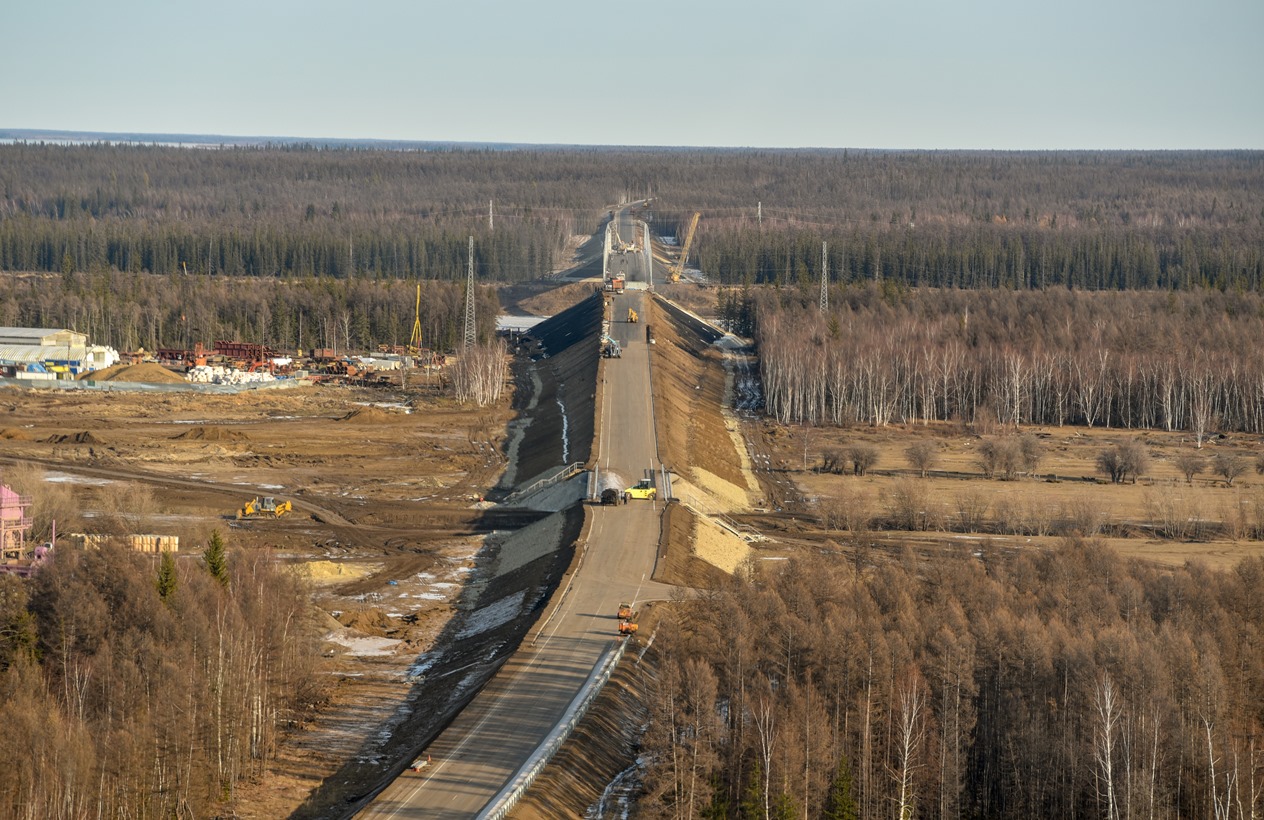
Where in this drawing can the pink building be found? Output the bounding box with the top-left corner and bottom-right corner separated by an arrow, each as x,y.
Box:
1,483 -> 33,560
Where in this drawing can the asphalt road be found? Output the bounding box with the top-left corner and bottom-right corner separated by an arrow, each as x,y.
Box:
360,288 -> 674,818
607,206 -> 651,288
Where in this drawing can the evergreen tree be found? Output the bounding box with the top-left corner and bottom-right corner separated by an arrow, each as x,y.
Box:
740,760 -> 765,819
823,754 -> 860,820
203,530 -> 229,588
156,549 -> 178,602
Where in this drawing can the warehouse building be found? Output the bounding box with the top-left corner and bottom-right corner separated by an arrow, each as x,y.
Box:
0,326 -> 117,379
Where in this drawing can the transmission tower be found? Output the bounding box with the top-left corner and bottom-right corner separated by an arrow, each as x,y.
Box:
819,241 -> 829,313
463,236 -> 477,349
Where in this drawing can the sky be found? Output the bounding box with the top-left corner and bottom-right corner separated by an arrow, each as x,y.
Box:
3,0 -> 1261,149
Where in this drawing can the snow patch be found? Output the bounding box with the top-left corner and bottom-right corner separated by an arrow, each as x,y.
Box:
456,590 -> 525,639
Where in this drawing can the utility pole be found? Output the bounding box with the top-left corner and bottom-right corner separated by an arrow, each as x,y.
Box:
463,236 -> 476,350
489,199 -> 494,231
820,241 -> 829,313
757,201 -> 762,227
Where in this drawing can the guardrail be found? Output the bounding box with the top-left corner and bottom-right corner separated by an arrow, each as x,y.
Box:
504,462 -> 585,503
478,639 -> 629,820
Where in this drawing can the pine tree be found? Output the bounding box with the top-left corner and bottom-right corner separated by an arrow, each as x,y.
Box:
203,530 -> 229,588
156,549 -> 178,602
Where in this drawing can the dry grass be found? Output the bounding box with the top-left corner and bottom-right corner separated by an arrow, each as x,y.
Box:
758,421 -> 1264,569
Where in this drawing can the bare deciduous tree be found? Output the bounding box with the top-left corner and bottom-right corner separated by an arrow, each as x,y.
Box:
904,440 -> 939,478
1211,452 -> 1247,487
847,444 -> 879,477
1175,452 -> 1208,485
1097,440 -> 1150,484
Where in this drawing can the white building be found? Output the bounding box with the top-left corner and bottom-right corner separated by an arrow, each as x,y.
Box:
0,327 -> 117,378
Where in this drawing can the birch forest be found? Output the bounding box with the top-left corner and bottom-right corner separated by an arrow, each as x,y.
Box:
640,543 -> 1264,820
0,539 -> 320,818
750,285 -> 1264,439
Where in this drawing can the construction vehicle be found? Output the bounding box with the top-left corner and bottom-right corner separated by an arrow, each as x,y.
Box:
624,478 -> 657,502
237,496 -> 292,519
627,308 -> 639,323
601,336 -> 622,358
618,617 -> 639,636
605,274 -> 625,294
617,602 -> 634,619
668,212 -> 701,283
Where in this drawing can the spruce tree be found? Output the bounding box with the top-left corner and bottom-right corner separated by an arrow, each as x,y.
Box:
823,753 -> 860,820
156,549 -> 178,602
203,530 -> 229,588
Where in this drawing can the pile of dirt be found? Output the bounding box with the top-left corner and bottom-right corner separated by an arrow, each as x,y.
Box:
338,407 -> 402,423
336,607 -> 394,637
44,430 -> 100,444
172,425 -> 250,442
81,362 -> 186,384
0,428 -> 29,440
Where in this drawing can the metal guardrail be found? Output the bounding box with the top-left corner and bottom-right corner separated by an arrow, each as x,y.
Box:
504,461 -> 585,503
479,639 -> 629,820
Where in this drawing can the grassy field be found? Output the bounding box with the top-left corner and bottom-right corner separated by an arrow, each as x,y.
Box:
750,420 -> 1264,569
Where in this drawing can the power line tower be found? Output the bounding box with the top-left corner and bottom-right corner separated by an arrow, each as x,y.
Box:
819,241 -> 829,313
463,236 -> 477,349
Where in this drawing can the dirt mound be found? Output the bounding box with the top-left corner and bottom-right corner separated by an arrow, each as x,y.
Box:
336,608 -> 394,637
0,428 -> 29,440
338,407 -> 402,423
44,431 -> 100,444
82,362 -> 186,384
172,425 -> 250,442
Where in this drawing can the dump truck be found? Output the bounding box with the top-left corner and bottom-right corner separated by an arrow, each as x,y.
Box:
237,496 -> 292,519
627,308 -> 639,323
617,602 -> 634,619
624,478 -> 657,502
605,275 -> 625,293
618,618 -> 639,636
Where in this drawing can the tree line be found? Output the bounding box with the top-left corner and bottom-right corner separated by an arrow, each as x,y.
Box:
3,144 -> 1259,292
748,284 -> 1264,437
0,536 -> 320,818
0,270 -> 501,353
639,543 -> 1264,819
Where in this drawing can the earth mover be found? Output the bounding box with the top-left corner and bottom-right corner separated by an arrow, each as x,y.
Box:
237,496 -> 292,519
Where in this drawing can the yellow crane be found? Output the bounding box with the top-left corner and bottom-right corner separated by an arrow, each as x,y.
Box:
668,212 -> 701,283
408,283 -> 423,355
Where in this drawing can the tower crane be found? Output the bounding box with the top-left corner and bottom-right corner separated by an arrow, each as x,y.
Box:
668,212 -> 701,283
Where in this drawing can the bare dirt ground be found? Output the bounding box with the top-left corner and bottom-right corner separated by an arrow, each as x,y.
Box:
0,379 -> 531,817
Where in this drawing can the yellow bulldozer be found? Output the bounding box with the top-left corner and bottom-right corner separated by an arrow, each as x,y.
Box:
237,496 -> 292,519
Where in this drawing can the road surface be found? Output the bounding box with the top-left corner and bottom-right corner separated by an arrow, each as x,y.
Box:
361,286 -> 673,818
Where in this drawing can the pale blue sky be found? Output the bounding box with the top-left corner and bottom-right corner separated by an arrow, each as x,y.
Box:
3,0 -> 1260,148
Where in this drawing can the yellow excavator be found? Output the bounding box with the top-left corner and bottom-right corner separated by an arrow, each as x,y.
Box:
627,308 -> 639,323
667,212 -> 701,283
237,496 -> 292,519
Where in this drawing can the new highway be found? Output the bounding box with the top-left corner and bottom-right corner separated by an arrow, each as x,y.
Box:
361,215 -> 672,817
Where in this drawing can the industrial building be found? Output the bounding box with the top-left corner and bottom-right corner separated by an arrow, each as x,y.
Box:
0,326 -> 118,379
